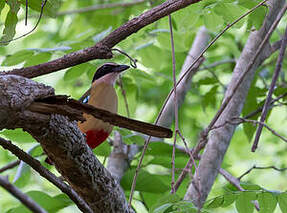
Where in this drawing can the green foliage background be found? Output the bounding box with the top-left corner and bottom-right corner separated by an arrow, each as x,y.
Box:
0,0 -> 287,212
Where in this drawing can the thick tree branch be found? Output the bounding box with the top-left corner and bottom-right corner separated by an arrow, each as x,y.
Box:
0,75 -> 133,213
1,0 -> 201,79
0,175 -> 47,213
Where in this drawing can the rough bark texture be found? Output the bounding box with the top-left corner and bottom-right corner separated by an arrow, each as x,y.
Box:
184,0 -> 285,207
0,75 -> 133,213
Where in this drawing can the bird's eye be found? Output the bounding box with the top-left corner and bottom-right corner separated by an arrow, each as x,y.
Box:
102,65 -> 109,71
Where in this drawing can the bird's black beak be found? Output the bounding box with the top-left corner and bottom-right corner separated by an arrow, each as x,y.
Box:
113,64 -> 130,73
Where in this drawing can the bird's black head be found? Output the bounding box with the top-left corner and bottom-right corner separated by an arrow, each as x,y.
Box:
92,63 -> 130,83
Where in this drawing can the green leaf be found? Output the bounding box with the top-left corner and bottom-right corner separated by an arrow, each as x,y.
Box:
206,196 -> 224,208
122,134 -> 145,146
202,85 -> 218,110
0,1 -> 5,13
8,191 -> 72,213
203,11 -> 224,31
257,192 -> 277,213
137,45 -> 167,70
248,6 -> 267,30
121,169 -> 169,193
145,142 -> 186,157
2,50 -> 34,66
240,182 -> 262,191
93,141 -> 111,156
156,31 -> 191,52
1,0 -> 20,46
0,129 -> 35,143
153,203 -> 173,213
24,52 -> 52,67
18,0 -> 60,17
13,145 -> 39,188
150,194 -> 181,213
238,0 -> 257,9
64,63 -> 95,81
173,201 -> 200,213
242,82 -> 267,141
197,77 -> 218,85
149,156 -> 189,169
222,193 -> 238,207
214,3 -> 245,26
13,161 -> 31,188
235,191 -> 256,213
278,193 -> 287,213
117,76 -> 138,117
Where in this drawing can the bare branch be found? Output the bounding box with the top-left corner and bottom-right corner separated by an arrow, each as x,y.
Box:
238,165 -> 287,180
219,169 -> 243,191
252,22 -> 287,151
117,76 -> 130,118
235,118 -> 287,143
168,14 -> 178,194
1,0 -> 202,79
0,160 -> 20,173
0,175 -> 47,213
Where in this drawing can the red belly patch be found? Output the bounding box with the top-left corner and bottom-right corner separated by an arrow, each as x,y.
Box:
85,129 -> 110,149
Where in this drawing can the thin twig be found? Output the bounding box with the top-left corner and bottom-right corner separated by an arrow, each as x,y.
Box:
198,59 -> 236,71
0,0 -> 47,44
0,160 -> 20,173
218,169 -> 260,211
117,75 -> 130,117
0,137 -> 93,213
176,131 -> 201,199
168,14 -> 178,194
244,92 -> 287,119
212,117 -> 287,143
238,165 -> 287,180
0,175 -> 47,213
111,48 -> 137,68
252,22 -> 287,152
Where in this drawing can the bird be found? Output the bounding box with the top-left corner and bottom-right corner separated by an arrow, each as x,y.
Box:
78,62 -> 130,149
